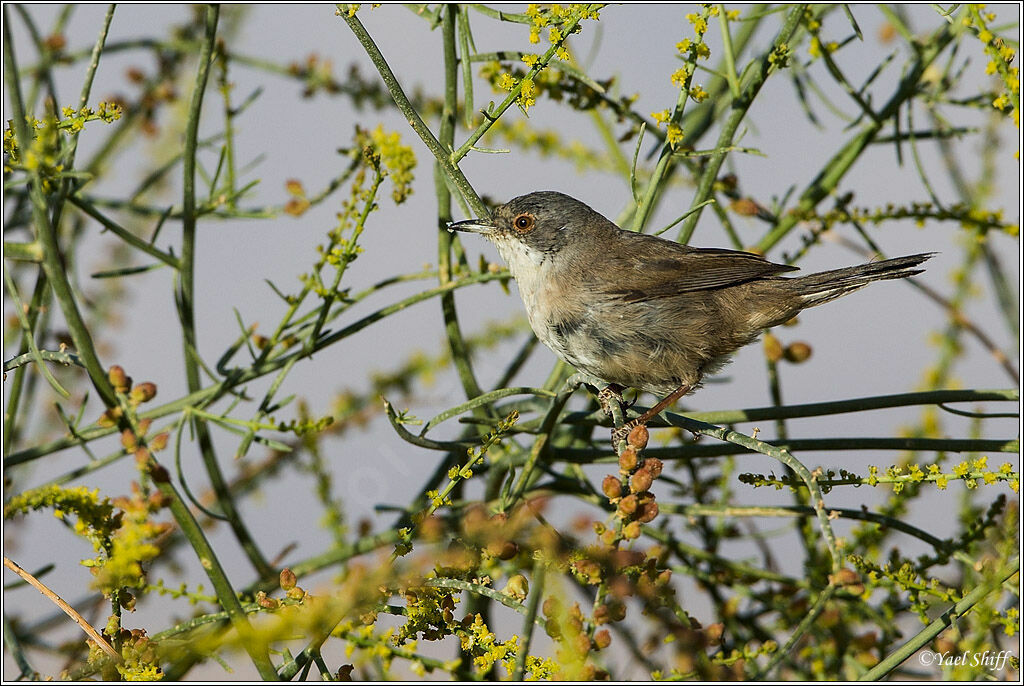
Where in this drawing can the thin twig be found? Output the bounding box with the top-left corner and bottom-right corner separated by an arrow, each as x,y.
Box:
3,557 -> 119,661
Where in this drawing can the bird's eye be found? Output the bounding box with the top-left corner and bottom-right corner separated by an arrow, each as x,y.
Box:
513,214 -> 535,233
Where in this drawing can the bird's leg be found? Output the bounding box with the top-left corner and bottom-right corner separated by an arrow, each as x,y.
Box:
597,383 -> 626,416
611,383 -> 691,447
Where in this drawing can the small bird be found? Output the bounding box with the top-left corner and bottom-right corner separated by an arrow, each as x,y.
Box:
450,191 -> 932,426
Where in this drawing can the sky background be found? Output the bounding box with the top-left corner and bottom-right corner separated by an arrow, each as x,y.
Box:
4,3 -> 1020,679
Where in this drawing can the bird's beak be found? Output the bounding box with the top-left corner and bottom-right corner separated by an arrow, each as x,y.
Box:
447,217 -> 496,235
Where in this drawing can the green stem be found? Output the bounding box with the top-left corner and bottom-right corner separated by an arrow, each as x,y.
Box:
437,4 -> 485,401
342,11 -> 485,216
3,5 -> 118,409
178,4 -> 273,583
677,4 -> 806,243
859,559 -> 1019,680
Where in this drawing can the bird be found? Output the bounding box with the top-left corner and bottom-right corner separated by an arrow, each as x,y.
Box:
449,191 -> 932,430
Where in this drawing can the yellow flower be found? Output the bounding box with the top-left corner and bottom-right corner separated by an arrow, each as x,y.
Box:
666,123 -> 684,148
689,84 -> 708,102
650,109 -> 671,127
670,68 -> 688,88
521,53 -> 539,66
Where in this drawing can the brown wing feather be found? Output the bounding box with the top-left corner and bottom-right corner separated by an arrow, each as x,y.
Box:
598,232 -> 798,302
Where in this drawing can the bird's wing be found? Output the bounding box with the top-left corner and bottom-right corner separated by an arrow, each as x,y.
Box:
600,235 -> 798,302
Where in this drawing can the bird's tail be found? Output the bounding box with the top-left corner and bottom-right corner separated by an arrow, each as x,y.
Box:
792,253 -> 934,308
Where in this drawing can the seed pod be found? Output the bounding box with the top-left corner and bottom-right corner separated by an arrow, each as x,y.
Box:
730,197 -> 760,216
617,494 -> 638,517
602,475 -> 623,500
121,430 -> 138,452
129,382 -> 157,404
108,365 -> 130,393
784,341 -> 813,363
630,468 -> 654,494
280,568 -> 297,591
636,499 -> 660,524
618,446 -> 639,472
627,425 -> 649,450
644,457 -> 664,478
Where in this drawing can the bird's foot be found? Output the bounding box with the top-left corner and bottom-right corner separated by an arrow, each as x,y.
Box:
611,383 -> 691,451
597,384 -> 626,417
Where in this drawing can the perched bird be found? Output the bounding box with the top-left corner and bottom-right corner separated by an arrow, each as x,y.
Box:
450,191 -> 931,426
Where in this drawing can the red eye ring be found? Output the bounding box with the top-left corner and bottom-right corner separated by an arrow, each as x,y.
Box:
513,213 -> 535,233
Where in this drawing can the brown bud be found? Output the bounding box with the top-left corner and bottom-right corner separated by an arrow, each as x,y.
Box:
108,365 -> 130,393
148,432 -> 169,452
542,596 -> 561,618
602,475 -> 623,500
43,33 -> 67,52
763,333 -> 783,362
120,429 -> 138,452
622,521 -> 642,539
617,494 -> 638,517
705,622 -> 724,645
829,568 -> 865,595
280,568 -> 297,591
98,406 -> 122,427
594,629 -> 612,650
285,179 -> 305,196
148,461 -> 169,483
129,382 -> 157,404
487,540 -> 519,560
256,591 -> 279,610
829,567 -> 860,587
717,173 -> 738,192
636,499 -> 660,524
730,197 -> 760,216
630,469 -> 654,494
286,587 -> 306,601
136,418 -> 152,435
573,632 -> 592,655
618,446 -> 639,472
119,591 -> 136,611
599,528 -> 617,547
627,425 -> 649,450
644,457 -> 664,478
784,341 -> 813,363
